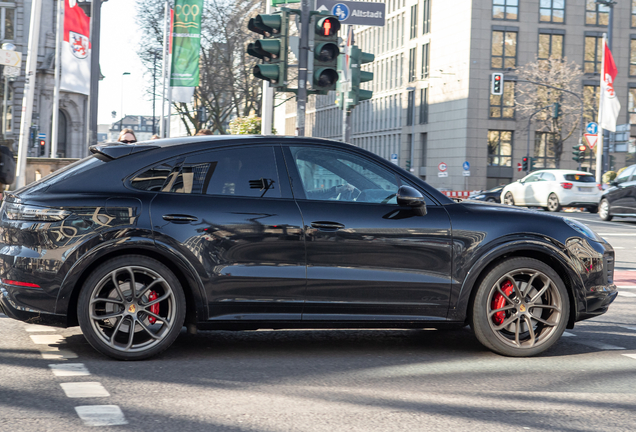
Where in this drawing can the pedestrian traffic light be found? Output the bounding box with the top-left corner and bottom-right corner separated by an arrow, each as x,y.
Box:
572,144 -> 586,162
39,139 -> 45,156
247,11 -> 289,88
350,45 -> 374,107
311,14 -> 340,91
491,73 -> 503,95
522,156 -> 529,171
552,102 -> 560,119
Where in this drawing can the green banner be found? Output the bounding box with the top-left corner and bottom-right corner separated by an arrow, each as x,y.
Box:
170,0 -> 203,87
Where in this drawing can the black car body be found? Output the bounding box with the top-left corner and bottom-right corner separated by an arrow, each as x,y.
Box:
469,186 -> 504,203
599,164 -> 636,221
0,136 -> 617,359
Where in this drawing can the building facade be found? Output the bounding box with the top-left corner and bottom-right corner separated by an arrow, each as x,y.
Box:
1,0 -> 90,160
107,115 -> 159,142
276,0 -> 636,191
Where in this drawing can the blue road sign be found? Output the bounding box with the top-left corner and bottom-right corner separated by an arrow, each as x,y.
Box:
586,122 -> 598,135
38,133 -> 46,139
463,161 -> 470,171
332,3 -> 350,20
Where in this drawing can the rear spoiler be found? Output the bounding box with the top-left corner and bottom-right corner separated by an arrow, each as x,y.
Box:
89,143 -> 159,160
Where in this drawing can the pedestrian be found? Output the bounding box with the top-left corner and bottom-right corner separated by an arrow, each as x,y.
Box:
150,134 -> 160,140
195,129 -> 213,136
118,128 -> 137,144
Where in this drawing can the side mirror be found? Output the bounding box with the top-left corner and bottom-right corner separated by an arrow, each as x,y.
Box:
397,185 -> 427,216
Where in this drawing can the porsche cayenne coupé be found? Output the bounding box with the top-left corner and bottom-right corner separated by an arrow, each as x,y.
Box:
0,136 -> 617,360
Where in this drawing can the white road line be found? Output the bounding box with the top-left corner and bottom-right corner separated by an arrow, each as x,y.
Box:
622,326 -> 636,331
574,340 -> 625,350
618,285 -> 636,289
562,331 -> 576,337
614,246 -> 625,249
24,324 -> 56,332
49,363 -> 90,377
619,292 -> 636,297
623,354 -> 636,361
60,382 -> 110,398
30,334 -> 64,345
39,347 -> 78,360
74,406 -> 128,426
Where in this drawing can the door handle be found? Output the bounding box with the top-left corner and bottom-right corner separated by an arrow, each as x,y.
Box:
162,214 -> 198,223
310,221 -> 345,230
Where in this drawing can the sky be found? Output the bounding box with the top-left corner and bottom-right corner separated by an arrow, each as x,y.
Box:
97,0 -> 157,126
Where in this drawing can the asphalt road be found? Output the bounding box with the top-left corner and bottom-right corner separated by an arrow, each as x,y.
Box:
1,211 -> 636,432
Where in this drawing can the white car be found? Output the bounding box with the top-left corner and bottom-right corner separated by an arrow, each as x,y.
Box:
500,169 -> 602,212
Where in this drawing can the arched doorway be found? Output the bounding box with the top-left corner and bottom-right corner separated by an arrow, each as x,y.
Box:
57,110 -> 67,157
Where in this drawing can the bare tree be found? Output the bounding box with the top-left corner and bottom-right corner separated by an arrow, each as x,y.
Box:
515,57 -> 583,168
135,0 -> 262,135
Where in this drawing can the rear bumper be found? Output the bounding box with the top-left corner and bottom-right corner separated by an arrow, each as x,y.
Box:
0,286 -> 67,327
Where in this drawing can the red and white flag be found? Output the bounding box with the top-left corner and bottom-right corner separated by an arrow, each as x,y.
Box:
599,39 -> 620,132
60,0 -> 91,95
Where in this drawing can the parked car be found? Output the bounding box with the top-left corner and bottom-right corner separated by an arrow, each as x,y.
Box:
599,164 -> 636,221
501,169 -> 602,212
0,137 -> 617,360
469,186 -> 504,203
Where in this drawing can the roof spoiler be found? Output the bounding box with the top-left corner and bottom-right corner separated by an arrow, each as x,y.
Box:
89,143 -> 159,160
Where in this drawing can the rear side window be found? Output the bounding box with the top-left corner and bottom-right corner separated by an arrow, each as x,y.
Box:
564,174 -> 596,183
130,160 -> 178,192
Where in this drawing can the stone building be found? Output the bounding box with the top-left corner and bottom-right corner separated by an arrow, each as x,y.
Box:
276,0 -> 636,191
108,115 -> 159,142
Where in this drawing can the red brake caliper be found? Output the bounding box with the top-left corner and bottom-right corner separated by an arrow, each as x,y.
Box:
491,281 -> 514,325
148,291 -> 159,324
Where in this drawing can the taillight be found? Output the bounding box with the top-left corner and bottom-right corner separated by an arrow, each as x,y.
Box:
2,279 -> 41,288
597,183 -> 603,191
560,182 -> 573,190
2,202 -> 70,222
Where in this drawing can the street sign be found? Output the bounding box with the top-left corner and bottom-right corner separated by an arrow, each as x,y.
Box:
584,133 -> 598,149
316,0 -> 385,26
462,170 -> 470,177
462,161 -> 470,171
390,153 -> 398,165
38,133 -> 46,140
585,122 -> 598,135
3,66 -> 20,78
517,162 -> 522,172
0,49 -> 21,67
438,172 -> 448,178
438,162 -> 447,172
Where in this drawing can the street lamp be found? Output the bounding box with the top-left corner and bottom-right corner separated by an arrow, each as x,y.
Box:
120,72 -> 131,131
406,86 -> 416,173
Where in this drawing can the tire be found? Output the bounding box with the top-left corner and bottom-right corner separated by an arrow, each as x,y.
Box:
78,255 -> 186,360
546,193 -> 561,212
471,257 -> 569,357
587,205 -> 598,214
503,192 -> 515,206
599,199 -> 613,221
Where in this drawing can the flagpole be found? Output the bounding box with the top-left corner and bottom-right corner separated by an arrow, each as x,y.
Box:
160,1 -> 170,138
15,0 -> 43,188
51,0 -> 64,158
166,6 -> 173,138
595,34 -> 606,184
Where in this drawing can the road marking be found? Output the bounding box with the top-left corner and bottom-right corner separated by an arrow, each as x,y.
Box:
614,246 -> 625,249
24,324 -> 56,332
30,334 -> 64,345
562,331 -> 576,337
60,382 -> 110,398
622,326 -> 636,331
39,347 -> 78,360
49,363 -> 90,377
619,292 -> 636,297
622,354 -> 636,361
74,406 -> 128,426
618,285 -> 636,289
574,340 -> 625,350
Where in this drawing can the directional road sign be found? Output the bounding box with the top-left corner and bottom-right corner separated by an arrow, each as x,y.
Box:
316,0 -> 386,26
585,122 -> 598,135
0,49 -> 21,67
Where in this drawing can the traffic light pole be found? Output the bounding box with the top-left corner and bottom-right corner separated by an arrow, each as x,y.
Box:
295,0 -> 311,137
260,0 -> 274,136
341,25 -> 352,143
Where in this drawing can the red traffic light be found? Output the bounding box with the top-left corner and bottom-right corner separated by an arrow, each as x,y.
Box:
39,140 -> 45,146
318,17 -> 340,37
494,75 -> 501,81
578,145 -> 587,151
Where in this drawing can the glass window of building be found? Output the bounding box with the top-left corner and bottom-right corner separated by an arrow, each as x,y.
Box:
406,90 -> 415,126
410,4 -> 418,39
491,30 -> 517,69
419,88 -> 428,124
423,0 -> 431,34
538,33 -> 564,60
586,0 -> 609,26
629,88 -> 636,124
408,47 -> 416,82
421,43 -> 430,79
540,0 -> 565,23
493,0 -> 518,20
632,0 -> 636,27
489,81 -> 515,119
533,132 -> 557,169
487,131 -> 513,167
631,38 -> 636,76
1,7 -> 14,40
584,36 -> 603,73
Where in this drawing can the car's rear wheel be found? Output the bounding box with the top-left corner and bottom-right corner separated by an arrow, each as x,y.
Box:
599,199 -> 613,221
547,193 -> 561,212
503,192 -> 515,206
78,255 -> 186,360
587,205 -> 598,214
471,257 -> 569,357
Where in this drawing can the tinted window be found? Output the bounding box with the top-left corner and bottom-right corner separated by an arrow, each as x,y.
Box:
615,166 -> 635,185
130,160 -> 177,191
163,147 -> 280,198
563,174 -> 596,183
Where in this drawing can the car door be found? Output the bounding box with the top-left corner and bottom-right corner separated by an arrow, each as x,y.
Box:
148,145 -> 306,321
608,166 -> 636,214
284,145 -> 453,321
618,167 -> 636,214
534,171 -> 556,206
521,172 -> 543,205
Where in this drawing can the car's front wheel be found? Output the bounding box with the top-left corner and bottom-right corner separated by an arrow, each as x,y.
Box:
503,192 -> 515,206
78,255 -> 186,360
471,257 -> 569,357
547,193 -> 561,212
599,199 -> 613,221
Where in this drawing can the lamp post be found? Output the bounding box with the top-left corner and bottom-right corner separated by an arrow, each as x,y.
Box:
406,86 -> 416,173
120,72 -> 130,131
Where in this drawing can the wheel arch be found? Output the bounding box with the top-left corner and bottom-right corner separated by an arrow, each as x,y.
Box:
452,241 -> 582,330
58,241 -> 207,330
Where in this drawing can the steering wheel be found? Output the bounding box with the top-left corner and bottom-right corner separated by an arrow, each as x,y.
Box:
340,185 -> 361,201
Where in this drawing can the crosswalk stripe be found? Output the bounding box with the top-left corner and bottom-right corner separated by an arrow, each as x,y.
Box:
619,292 -> 636,297
74,406 -> 128,426
573,340 -> 625,350
24,324 -> 56,332
39,348 -> 78,360
49,363 -> 90,377
60,382 -> 110,398
622,354 -> 636,360
30,334 -> 65,345
562,331 -> 576,337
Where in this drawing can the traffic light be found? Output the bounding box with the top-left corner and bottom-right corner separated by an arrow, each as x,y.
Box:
529,157 -> 535,170
491,73 -> 503,95
29,126 -> 38,147
311,14 -> 340,91
247,11 -> 289,88
522,156 -> 529,171
39,139 -> 45,156
350,45 -> 374,107
552,102 -> 560,119
405,160 -> 411,171
572,144 -> 586,162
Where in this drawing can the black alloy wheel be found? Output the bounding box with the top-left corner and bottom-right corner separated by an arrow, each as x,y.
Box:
471,257 -> 569,357
547,193 -> 561,212
599,199 -> 612,221
78,255 -> 186,360
503,192 -> 515,206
